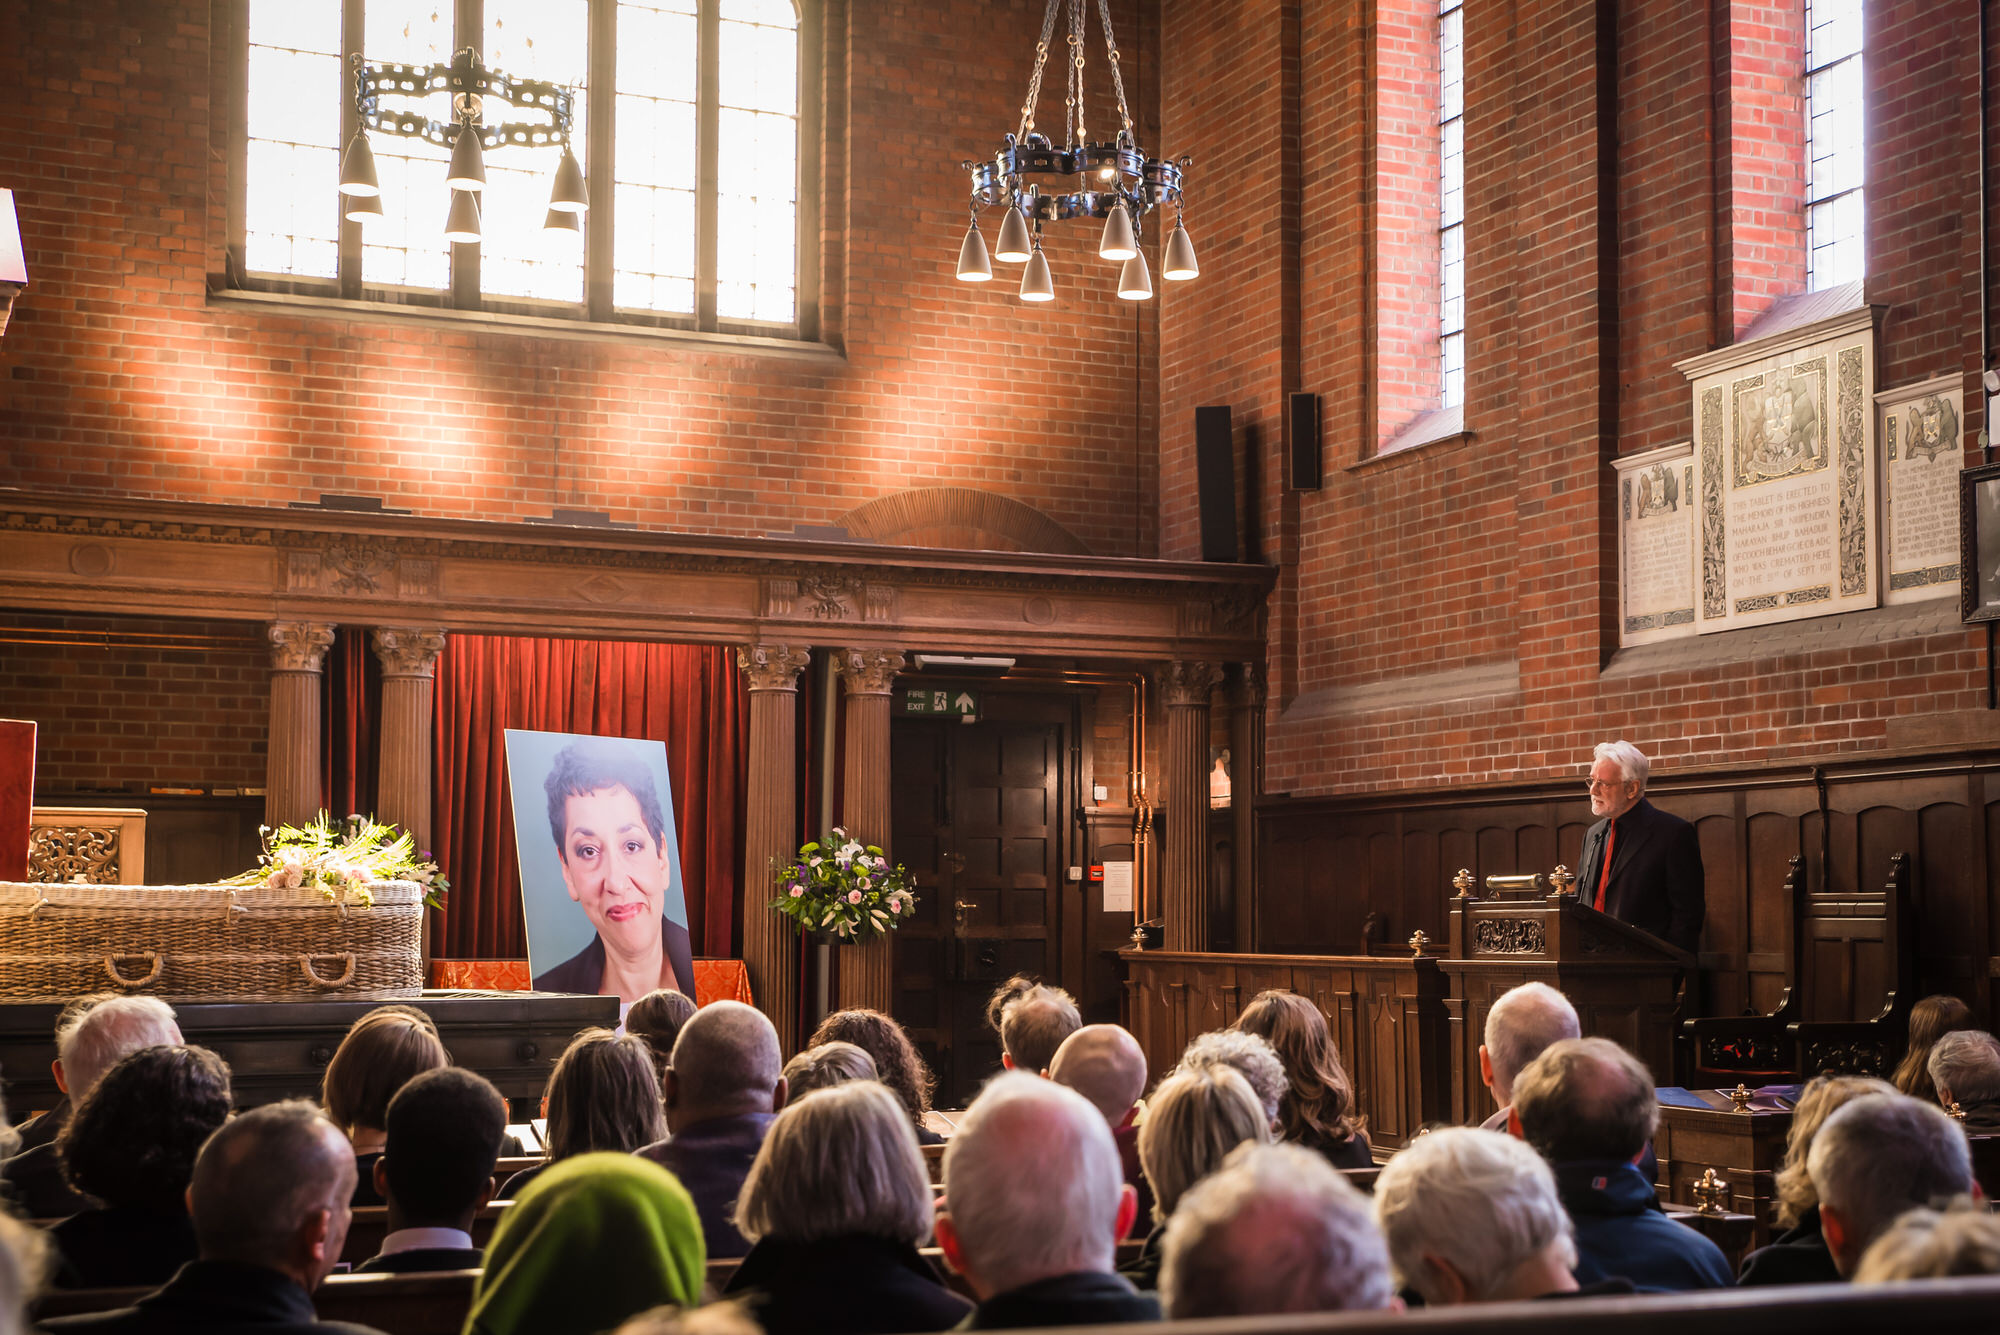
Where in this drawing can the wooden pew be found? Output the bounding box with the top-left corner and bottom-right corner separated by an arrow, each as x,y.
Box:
923,1142 -> 946,1183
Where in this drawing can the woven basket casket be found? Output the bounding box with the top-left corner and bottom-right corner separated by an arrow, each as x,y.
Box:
0,880 -> 423,1002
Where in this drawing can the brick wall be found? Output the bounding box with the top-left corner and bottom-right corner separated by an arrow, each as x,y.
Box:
0,615 -> 268,794
0,0 -> 1159,558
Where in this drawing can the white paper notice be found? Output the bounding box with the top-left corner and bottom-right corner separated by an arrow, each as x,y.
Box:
1102,861 -> 1134,913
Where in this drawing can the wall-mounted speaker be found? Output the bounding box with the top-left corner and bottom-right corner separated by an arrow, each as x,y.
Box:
1194,405 -> 1238,563
1287,391 -> 1321,491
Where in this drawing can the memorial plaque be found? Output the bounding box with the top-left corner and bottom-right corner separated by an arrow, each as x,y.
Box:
1683,307 -> 1878,634
1613,442 -> 1696,645
1878,373 -> 1964,605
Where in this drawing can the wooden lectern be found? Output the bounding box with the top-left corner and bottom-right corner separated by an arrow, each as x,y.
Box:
1442,869 -> 1694,1125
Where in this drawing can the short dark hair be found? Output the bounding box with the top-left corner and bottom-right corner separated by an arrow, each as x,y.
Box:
383,1067 -> 509,1225
627,989 -> 699,1079
1513,1037 -> 1659,1162
321,1006 -> 450,1134
545,738 -> 668,859
545,1028 -> 667,1161
60,1044 -> 233,1211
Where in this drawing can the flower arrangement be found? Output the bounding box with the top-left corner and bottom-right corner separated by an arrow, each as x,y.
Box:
772,828 -> 917,941
222,812 -> 449,911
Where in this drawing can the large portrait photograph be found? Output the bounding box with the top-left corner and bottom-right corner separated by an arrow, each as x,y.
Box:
504,730 -> 696,1008
1962,462 -> 2000,623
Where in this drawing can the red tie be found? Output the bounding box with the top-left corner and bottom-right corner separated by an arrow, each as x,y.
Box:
1594,820 -> 1617,912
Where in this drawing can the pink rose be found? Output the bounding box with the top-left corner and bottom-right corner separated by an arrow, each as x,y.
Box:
886,897 -> 902,913
790,886 -> 804,897
847,889 -> 863,904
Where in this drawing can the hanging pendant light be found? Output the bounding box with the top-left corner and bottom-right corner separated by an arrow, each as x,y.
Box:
1019,245 -> 1054,302
344,192 -> 383,224
1116,250 -> 1152,300
548,148 -> 588,213
444,189 -> 482,243
956,220 -> 993,282
338,132 -> 380,197
447,125 -> 487,193
1099,200 -> 1137,262
1163,218 -> 1200,281
543,206 -> 583,235
994,205 -> 1033,264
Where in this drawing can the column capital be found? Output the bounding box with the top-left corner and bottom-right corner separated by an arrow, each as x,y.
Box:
372,626 -> 448,679
1156,660 -> 1221,707
1230,659 -> 1268,708
737,643 -> 814,693
834,647 -> 907,695
267,621 -> 336,673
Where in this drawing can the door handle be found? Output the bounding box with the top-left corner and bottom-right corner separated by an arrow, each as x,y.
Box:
955,899 -> 974,929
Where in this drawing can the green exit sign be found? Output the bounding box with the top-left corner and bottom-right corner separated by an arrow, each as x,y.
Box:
904,687 -> 979,717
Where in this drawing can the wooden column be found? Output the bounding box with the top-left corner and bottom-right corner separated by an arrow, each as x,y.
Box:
264,621 -> 336,828
1157,661 -> 1221,952
1229,661 -> 1265,952
738,643 -> 813,1051
371,627 -> 447,848
835,647 -> 906,1012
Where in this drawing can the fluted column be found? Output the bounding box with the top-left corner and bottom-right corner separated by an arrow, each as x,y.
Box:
738,644 -> 813,1051
835,647 -> 906,1011
371,628 -> 447,850
1158,661 -> 1221,953
1229,661 -> 1266,952
265,621 -> 336,828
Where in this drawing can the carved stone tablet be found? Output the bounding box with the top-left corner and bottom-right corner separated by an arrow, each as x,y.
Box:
1878,373 -> 1964,606
1613,442 -> 1696,645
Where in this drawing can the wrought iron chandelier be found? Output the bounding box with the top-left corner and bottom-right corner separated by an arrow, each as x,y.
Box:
956,0 -> 1198,303
336,46 -> 587,244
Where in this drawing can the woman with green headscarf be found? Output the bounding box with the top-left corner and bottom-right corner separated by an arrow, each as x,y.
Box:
466,1153 -> 706,1335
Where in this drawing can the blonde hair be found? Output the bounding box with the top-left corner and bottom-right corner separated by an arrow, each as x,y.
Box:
1772,1074 -> 1895,1229
613,1300 -> 763,1335
321,1006 -> 448,1135
735,1080 -> 933,1246
1853,1203 -> 2000,1282
1137,1064 -> 1271,1222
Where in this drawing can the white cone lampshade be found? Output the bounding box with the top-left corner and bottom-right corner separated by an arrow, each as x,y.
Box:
994,205 -> 1032,263
344,191 -> 383,223
1163,220 -> 1200,280
1117,250 -> 1153,300
447,126 -> 487,192
1099,200 -> 1138,261
444,189 -> 482,243
956,221 -> 993,281
1019,247 -> 1054,302
338,132 -> 380,197
548,148 -> 588,213
544,206 -> 583,234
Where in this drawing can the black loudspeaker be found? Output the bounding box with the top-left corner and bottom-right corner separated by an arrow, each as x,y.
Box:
1194,405 -> 1239,563
1287,391 -> 1322,491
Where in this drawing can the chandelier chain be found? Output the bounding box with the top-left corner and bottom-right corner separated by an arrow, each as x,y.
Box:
1096,0 -> 1134,135
1017,0 -> 1064,141
1065,0 -> 1086,150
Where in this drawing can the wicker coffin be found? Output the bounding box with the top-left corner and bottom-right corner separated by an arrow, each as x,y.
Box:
0,879 -> 423,1002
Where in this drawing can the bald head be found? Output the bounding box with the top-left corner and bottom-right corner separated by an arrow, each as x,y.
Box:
189,1100 -> 355,1286
1481,983 -> 1579,1106
666,1000 -> 784,1126
1512,1037 -> 1657,1164
1049,1024 -> 1147,1124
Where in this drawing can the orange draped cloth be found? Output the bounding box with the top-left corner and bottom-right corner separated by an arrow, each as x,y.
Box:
429,958 -> 753,1008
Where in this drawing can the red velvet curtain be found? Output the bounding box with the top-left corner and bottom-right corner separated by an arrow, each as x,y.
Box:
430,636 -> 746,961
321,628 -> 379,821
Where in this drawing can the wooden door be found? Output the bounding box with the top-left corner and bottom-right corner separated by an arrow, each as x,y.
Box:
891,712 -> 1065,1109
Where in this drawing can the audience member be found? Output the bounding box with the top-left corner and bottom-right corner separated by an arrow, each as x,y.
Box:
465,1154 -> 703,1335
936,1072 -> 1155,1328
1927,1029 -> 2000,1131
1233,990 -> 1372,1169
1373,1128 -> 1579,1304
626,989 -> 698,1083
1176,1029 -> 1286,1131
1737,1074 -> 1896,1287
614,1300 -> 763,1335
1127,1065 -> 1271,1289
1051,1025 -> 1152,1227
808,1010 -> 942,1145
355,1067 -> 509,1274
501,1028 -> 666,1199
50,1045 -> 233,1289
14,999 -> 127,1156
1806,1092 -> 1975,1275
998,984 -> 1081,1076
726,1081 -> 971,1334
3,995 -> 182,1219
1853,1204 -> 2000,1282
780,1042 -> 878,1100
319,1006 -> 449,1207
639,1000 -> 786,1261
1893,994 -> 1976,1105
1159,1142 -> 1393,1319
43,1100 -> 374,1334
1512,1037 -> 1731,1291
0,1208 -> 49,1335
1478,982 -> 1580,1131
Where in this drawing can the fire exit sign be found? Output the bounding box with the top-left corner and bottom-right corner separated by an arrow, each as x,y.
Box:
903,687 -> 979,717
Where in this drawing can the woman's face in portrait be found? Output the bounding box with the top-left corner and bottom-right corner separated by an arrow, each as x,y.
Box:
557,784 -> 667,960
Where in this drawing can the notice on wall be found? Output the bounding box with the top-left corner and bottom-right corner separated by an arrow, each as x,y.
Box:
1614,443 -> 1696,646
1682,306 -> 1878,633
1101,861 -> 1134,913
1880,374 -> 1964,605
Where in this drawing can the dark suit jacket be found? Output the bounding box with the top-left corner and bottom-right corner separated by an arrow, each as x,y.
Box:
1,1139 -> 93,1218
1736,1206 -> 1841,1287
352,1248 -> 484,1275
532,919 -> 697,999
13,1096 -> 70,1154
50,1207 -> 198,1289
725,1233 -> 971,1335
962,1271 -> 1160,1329
40,1259 -> 387,1334
1576,798 -> 1705,953
637,1112 -> 774,1260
